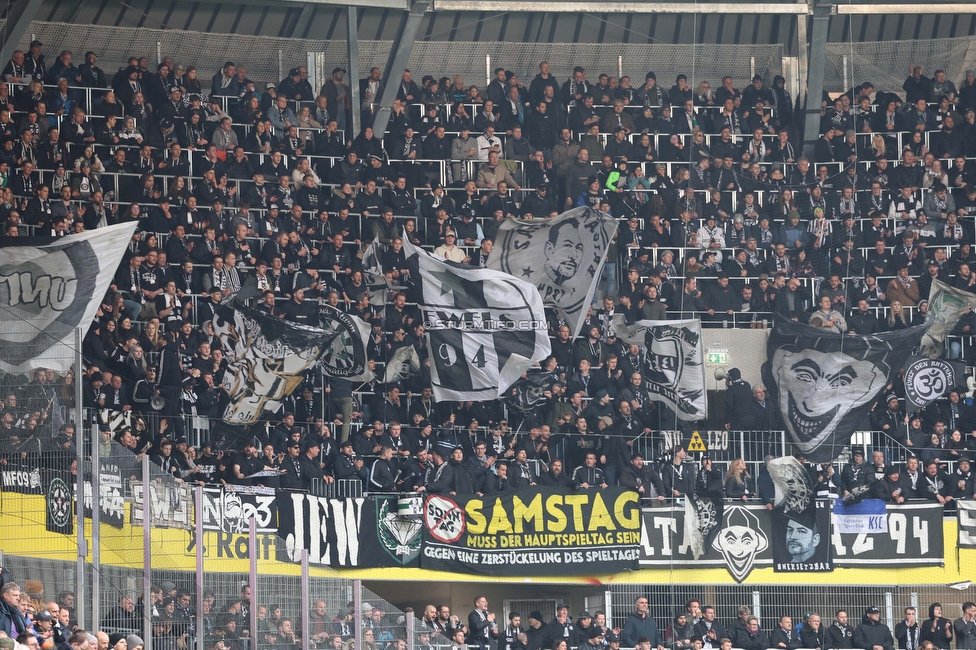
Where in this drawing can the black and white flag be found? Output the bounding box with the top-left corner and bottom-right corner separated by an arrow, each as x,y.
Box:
403,236 -> 550,402
763,316 -> 927,463
612,316 -> 706,421
382,345 -> 421,384
903,355 -> 966,414
361,240 -> 404,307
920,279 -> 976,358
318,304 -> 373,382
213,301 -> 338,424
488,207 -> 617,338
0,222 -> 137,374
684,493 -> 721,560
504,369 -> 560,413
958,501 -> 976,548
767,457 -> 832,572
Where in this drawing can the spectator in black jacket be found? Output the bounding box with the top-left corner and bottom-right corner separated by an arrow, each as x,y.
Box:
619,454 -> 666,503
853,607 -> 894,650
735,618 -> 769,650
662,446 -> 694,498
825,611 -> 855,650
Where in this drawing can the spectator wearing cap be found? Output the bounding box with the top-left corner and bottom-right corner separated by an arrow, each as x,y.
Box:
854,607 -> 894,650
334,440 -> 368,483
31,609 -> 55,646
422,442 -> 456,494
433,231 -> 469,264
277,67 -> 304,101
841,449 -> 873,499
871,464 -> 906,503
922,458 -> 955,506
278,439 -> 305,490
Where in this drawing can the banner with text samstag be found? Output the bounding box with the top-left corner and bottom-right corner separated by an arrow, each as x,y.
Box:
420,487 -> 641,576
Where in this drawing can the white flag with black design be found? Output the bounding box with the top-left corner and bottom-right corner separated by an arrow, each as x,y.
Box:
611,315 -> 707,421
319,304 -> 374,382
766,456 -> 814,515
684,493 -> 720,560
361,240 -> 404,307
903,355 -> 965,414
382,345 -> 421,384
958,501 -> 976,548
0,222 -> 137,374
487,207 -> 618,338
402,236 -> 550,402
920,279 -> 976,358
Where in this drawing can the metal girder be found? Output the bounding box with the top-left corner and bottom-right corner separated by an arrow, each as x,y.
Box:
835,3 -> 976,12
347,6 -> 362,138
371,0 -> 431,141
802,1 -> 832,159
431,0 -> 808,11
0,0 -> 45,70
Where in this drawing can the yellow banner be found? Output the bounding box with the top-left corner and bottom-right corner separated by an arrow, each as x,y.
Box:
3,492 -> 974,584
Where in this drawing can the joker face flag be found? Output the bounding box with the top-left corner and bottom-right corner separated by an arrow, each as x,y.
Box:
763,316 -> 927,462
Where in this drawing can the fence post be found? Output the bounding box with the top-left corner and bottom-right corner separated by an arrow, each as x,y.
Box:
249,517 -> 258,645
406,608 -> 415,650
909,592 -> 918,611
91,418 -> 100,633
884,591 -> 894,630
301,549 -> 310,649
195,486 -> 205,650
843,55 -> 849,95
142,453 -> 152,650
74,326 -> 87,631
617,55 -> 623,80
485,56 -> 491,88
354,579 -> 363,650
751,590 -> 761,627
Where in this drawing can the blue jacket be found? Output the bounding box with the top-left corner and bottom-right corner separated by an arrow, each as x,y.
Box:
623,612 -> 664,648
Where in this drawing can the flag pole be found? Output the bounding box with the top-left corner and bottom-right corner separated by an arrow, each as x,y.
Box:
74,325 -> 87,630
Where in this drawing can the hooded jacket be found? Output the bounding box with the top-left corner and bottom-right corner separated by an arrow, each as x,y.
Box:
854,615 -> 895,650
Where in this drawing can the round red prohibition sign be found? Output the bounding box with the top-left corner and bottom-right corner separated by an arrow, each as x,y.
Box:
425,494 -> 465,543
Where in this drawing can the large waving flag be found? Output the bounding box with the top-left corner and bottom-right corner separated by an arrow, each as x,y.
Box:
0,222 -> 137,373
403,236 -> 550,401
487,207 -> 617,337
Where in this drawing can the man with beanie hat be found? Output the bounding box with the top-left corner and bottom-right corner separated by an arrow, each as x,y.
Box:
124,635 -> 144,650
422,442 -> 456,494
526,612 -> 547,650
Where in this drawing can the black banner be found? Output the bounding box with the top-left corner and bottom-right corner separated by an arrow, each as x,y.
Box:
277,492 -> 366,567
46,474 -> 73,535
763,316 -> 927,463
640,502 -> 943,582
770,500 -> 833,572
421,488 -> 641,576
0,463 -> 43,494
359,495 -> 423,568
83,461 -> 125,529
202,485 -> 278,534
831,502 -> 943,565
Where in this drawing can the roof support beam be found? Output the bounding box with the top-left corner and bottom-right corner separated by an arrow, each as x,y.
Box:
371,0 -> 430,141
802,1 -> 832,159
0,0 -> 45,72
431,1 -> 808,11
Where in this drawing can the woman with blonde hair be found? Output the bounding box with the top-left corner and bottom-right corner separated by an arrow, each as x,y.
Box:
724,458 -> 753,500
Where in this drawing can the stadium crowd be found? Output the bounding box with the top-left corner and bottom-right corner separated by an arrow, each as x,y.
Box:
2,45 -> 976,508
3,571 -> 976,650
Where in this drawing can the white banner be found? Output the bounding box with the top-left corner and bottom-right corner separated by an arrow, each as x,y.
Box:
404,236 -> 550,402
487,207 -> 617,338
612,316 -> 707,421
0,222 -> 137,374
